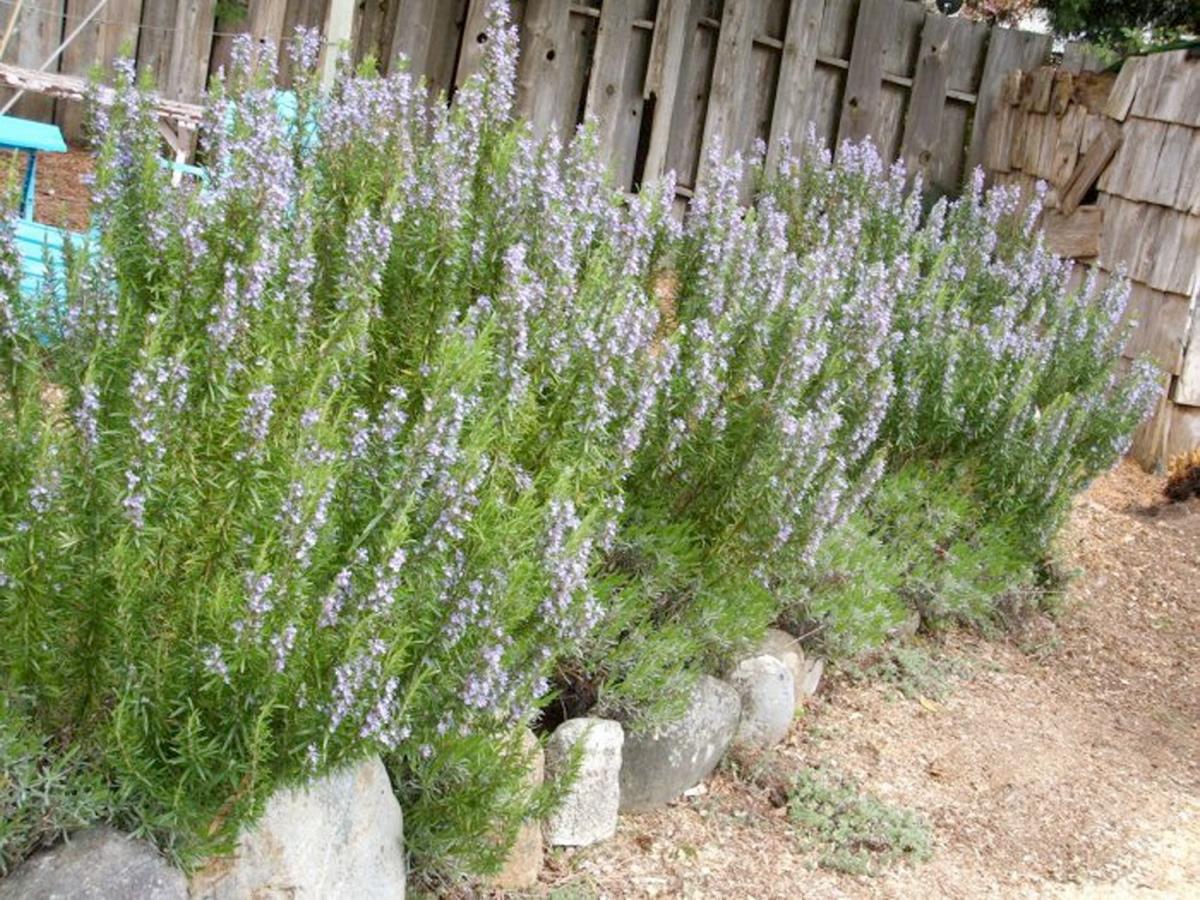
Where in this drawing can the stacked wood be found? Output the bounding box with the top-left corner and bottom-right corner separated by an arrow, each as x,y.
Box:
982,50 -> 1200,469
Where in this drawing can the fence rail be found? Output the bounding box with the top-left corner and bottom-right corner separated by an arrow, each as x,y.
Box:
1,0 -> 1056,198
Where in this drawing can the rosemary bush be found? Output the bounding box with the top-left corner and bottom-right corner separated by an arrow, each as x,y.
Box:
767,136 -> 1159,638
0,2 -> 1159,882
0,8 -> 668,876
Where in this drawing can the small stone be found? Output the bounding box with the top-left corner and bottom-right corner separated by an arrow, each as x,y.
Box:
757,628 -> 807,705
544,718 -> 624,847
727,655 -> 795,747
619,675 -> 741,812
491,729 -> 545,890
188,756 -> 405,899
800,655 -> 825,696
0,827 -> 186,900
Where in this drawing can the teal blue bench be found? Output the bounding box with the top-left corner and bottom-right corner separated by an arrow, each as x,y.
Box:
1,114 -> 73,309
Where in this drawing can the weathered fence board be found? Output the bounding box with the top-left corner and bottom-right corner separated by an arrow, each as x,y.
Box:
1,0 -> 63,121
5,0 -> 1056,208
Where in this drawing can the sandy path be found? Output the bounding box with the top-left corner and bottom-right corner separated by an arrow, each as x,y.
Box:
534,461 -> 1200,899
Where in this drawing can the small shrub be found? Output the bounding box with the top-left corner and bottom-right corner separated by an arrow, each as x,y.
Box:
787,766 -> 933,876
0,700 -> 115,875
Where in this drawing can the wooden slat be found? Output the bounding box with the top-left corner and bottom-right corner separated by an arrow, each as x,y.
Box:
873,0 -> 924,163
453,0 -> 492,87
1103,56 -> 1143,121
514,0 -> 573,139
663,0 -> 720,191
165,0 -> 217,104
388,0 -> 465,93
1177,301 -> 1200,407
585,0 -> 637,166
1120,282 -> 1192,376
319,0 -> 356,87
1042,204 -> 1102,258
763,0 -> 822,170
900,12 -> 985,192
248,0 -> 289,47
1121,119 -> 1169,202
836,0 -> 895,150
1132,205 -> 1200,296
1129,50 -> 1193,124
1164,403 -> 1200,459
56,0 -> 101,140
137,0 -> 179,90
1,0 -> 63,121
1059,117 -> 1120,216
641,0 -> 691,183
696,0 -> 756,185
1049,102 -> 1085,189
1174,129 -> 1200,214
965,26 -> 1050,177
806,0 -> 856,149
586,0 -> 654,191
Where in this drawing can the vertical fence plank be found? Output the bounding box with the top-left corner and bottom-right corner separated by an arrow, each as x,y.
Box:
388,0 -> 439,79
248,0 -> 288,45
584,0 -> 637,178
137,0 -> 178,90
2,0 -> 64,121
965,25 -> 1050,178
836,0 -> 894,149
901,12 -> 986,193
165,0 -> 218,103
641,0 -> 692,184
695,0 -> 755,185
514,0 -> 572,139
872,0 -> 923,162
765,0 -> 823,170
56,0 -> 101,140
453,0 -> 492,87
319,0 -> 355,86
664,0 -> 720,192
807,0 -> 856,150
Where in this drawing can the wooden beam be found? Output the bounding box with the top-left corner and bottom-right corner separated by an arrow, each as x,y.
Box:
1058,117 -> 1121,215
965,26 -> 1051,177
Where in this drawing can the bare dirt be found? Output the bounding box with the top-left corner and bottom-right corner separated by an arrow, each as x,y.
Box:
533,461 -> 1200,899
1,145 -> 94,232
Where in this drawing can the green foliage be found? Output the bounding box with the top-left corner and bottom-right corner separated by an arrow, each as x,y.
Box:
788,766 -> 933,876
1038,0 -> 1198,51
0,701 -> 116,876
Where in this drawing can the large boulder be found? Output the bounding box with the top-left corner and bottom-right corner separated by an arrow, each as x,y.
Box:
0,827 -> 186,900
490,729 -> 545,890
543,718 -> 624,847
189,756 -> 405,899
757,628 -> 807,705
727,655 -> 795,747
619,675 -> 741,812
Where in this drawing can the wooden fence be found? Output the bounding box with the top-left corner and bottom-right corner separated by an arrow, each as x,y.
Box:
1,0 -> 1055,199
983,51 -> 1200,468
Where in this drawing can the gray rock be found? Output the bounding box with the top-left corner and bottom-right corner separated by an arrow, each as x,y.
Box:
188,756 -> 405,899
543,718 -> 624,847
0,827 -> 186,900
757,628 -> 807,705
619,675 -> 741,812
728,655 -> 795,747
491,729 -> 544,890
800,655 -> 825,696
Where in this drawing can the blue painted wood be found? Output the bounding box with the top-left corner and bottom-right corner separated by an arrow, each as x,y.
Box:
0,116 -> 69,154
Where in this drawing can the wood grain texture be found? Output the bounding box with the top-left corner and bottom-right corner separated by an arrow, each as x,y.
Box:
965,25 -> 1050,176
515,0 -> 573,139
696,0 -> 756,185
1059,117 -> 1120,216
836,0 -> 895,149
1119,282 -> 1192,375
1042,204 -> 1102,258
764,0 -> 823,171
641,0 -> 691,183
1,0 -> 63,120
